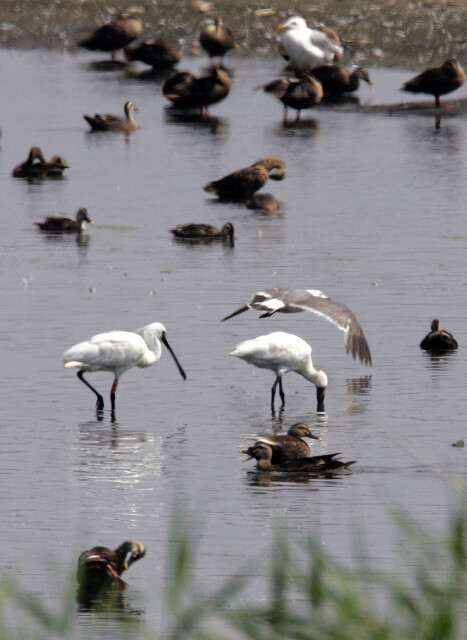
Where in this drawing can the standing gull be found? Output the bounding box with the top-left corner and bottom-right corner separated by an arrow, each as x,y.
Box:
222,286 -> 371,366
278,17 -> 343,71
63,322 -> 186,411
230,331 -> 328,412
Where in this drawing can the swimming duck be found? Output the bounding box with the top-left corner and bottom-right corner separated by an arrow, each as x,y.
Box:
83,101 -> 138,133
76,540 -> 146,599
12,147 -> 68,178
257,73 -> 323,120
278,17 -> 343,71
199,18 -> 235,62
311,65 -> 374,95
162,65 -> 231,114
246,193 -> 281,212
78,7 -> 144,61
420,319 -> 458,352
170,222 -> 234,240
35,208 -> 94,233
204,158 -> 286,202
240,423 -> 321,464
401,58 -> 465,108
242,442 -> 356,473
125,38 -> 183,68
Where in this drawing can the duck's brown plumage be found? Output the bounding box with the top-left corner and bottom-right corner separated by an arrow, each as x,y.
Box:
311,65 -> 373,95
243,442 -> 356,473
420,319 -> 458,353
78,8 -> 144,60
12,147 -> 68,178
258,73 -> 323,119
246,193 -> 281,212
36,208 -> 94,232
84,101 -> 138,133
401,58 -> 465,108
162,65 -> 231,113
241,423 -> 321,464
170,222 -> 234,240
76,540 -> 145,600
204,158 -> 286,202
199,18 -> 235,60
125,38 -> 183,68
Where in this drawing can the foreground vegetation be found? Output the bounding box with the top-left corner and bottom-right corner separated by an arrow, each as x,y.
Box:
1,507 -> 465,639
0,0 -> 465,66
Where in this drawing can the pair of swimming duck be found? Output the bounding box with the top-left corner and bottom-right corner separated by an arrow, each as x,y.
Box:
240,422 -> 356,472
12,147 -> 68,179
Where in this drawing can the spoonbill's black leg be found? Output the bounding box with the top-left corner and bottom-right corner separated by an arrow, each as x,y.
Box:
78,370 -> 104,410
278,377 -> 285,406
271,376 -> 285,410
110,378 -> 118,412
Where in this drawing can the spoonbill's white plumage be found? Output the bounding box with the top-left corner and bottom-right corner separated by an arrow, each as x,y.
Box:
63,322 -> 186,411
230,331 -> 327,412
278,17 -> 343,71
222,286 -> 372,366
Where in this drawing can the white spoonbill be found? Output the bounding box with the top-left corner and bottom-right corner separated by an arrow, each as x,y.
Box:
222,286 -> 372,366
230,331 -> 327,412
63,322 -> 186,411
278,17 -> 343,71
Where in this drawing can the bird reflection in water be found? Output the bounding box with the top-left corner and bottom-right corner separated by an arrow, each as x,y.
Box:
164,109 -> 227,135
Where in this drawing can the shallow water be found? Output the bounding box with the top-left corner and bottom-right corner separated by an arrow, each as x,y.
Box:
0,50 -> 466,636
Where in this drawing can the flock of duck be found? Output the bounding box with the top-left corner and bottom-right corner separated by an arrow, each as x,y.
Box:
11,6 -> 462,600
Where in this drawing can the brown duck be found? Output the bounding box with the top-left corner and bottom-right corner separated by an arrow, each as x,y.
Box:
162,65 -> 231,114
246,193 -> 281,212
258,74 -> 323,120
76,541 -> 146,600
84,101 -> 138,133
78,7 -> 144,61
240,423 -> 321,464
199,18 -> 235,62
36,208 -> 94,233
401,58 -> 465,108
311,65 -> 374,95
204,158 -> 286,202
125,38 -> 183,68
12,147 -> 68,178
242,442 -> 356,473
420,319 -> 458,353
170,221 -> 234,240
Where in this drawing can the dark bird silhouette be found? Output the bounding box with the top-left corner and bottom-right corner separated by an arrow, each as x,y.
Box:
420,319 -> 458,353
240,423 -> 321,464
78,7 -> 144,61
242,442 -> 356,473
12,147 -> 68,178
76,541 -> 145,603
125,38 -> 183,68
83,101 -> 138,133
204,158 -> 286,202
199,17 -> 235,62
35,208 -> 94,233
163,65 -> 231,114
222,286 -> 371,366
311,65 -> 374,95
401,58 -> 465,108
246,193 -> 281,212
257,74 -> 323,120
170,222 -> 234,241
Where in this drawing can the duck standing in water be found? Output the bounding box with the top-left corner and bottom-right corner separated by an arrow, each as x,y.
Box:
204,158 -> 286,202
242,442 -> 356,473
76,541 -> 146,602
240,423 -> 322,464
257,73 -> 323,120
78,7 -> 144,61
162,65 -> 231,114
35,208 -> 94,233
83,101 -> 138,133
401,58 -> 465,107
420,319 -> 458,353
125,38 -> 183,69
311,65 -> 374,95
199,17 -> 235,63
